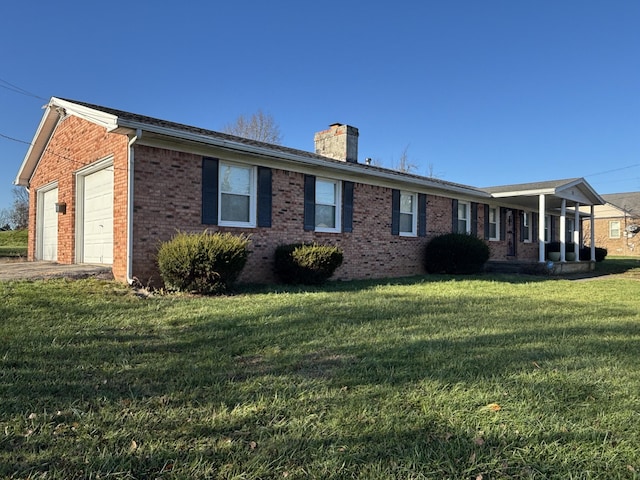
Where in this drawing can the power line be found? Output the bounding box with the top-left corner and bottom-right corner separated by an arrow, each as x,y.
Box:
0,77 -> 47,101
0,132 -> 32,146
584,163 -> 640,178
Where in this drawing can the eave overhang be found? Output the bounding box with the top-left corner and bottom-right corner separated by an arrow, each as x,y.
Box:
484,178 -> 605,211
15,97 -> 490,200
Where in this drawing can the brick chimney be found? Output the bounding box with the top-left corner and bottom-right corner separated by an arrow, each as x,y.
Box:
314,123 -> 359,163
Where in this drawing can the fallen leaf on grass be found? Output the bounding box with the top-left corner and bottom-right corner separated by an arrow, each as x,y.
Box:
485,403 -> 501,412
473,437 -> 485,446
129,440 -> 138,452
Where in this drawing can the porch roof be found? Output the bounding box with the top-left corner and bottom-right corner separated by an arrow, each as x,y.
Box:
483,178 -> 605,212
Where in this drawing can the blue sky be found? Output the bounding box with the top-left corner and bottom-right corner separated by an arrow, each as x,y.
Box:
1,1 -> 638,212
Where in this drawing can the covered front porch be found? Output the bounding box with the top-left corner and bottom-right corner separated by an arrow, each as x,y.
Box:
484,178 -> 605,270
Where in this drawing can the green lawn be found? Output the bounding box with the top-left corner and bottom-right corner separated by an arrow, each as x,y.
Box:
0,229 -> 27,257
1,270 -> 639,479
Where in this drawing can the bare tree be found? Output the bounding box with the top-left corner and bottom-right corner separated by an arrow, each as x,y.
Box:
222,109 -> 283,144
426,162 -> 442,179
394,145 -> 417,173
5,187 -> 29,230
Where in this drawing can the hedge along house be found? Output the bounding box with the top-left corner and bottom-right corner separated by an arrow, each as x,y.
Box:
15,97 -> 604,285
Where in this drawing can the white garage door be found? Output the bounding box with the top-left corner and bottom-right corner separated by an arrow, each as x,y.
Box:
82,167 -> 114,264
40,187 -> 58,261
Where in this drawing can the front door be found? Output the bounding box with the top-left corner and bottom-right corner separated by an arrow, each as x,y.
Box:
506,209 -> 517,256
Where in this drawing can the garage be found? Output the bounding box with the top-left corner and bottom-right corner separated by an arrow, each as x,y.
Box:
38,186 -> 58,261
80,165 -> 114,264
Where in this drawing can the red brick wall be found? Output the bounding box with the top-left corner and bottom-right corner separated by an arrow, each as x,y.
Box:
584,217 -> 640,256
131,145 -> 457,285
28,116 -> 129,279
29,122 -> 548,286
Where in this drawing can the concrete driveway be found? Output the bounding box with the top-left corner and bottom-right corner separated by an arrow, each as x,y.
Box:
0,259 -> 113,281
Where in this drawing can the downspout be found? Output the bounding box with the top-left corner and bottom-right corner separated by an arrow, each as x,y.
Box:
126,130 -> 141,285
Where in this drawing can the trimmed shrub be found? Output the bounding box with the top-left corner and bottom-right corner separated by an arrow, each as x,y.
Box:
580,246 -> 608,262
425,233 -> 490,274
548,242 -> 607,262
157,231 -> 250,294
275,243 -> 344,285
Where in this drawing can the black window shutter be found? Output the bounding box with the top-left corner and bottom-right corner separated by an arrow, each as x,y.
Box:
484,204 -> 490,240
391,189 -> 400,235
342,181 -> 354,233
500,207 -> 507,241
202,157 -> 218,225
550,215 -> 555,241
519,211 -> 525,242
257,166 -> 272,228
303,174 -> 316,231
471,202 -> 478,236
451,199 -> 459,233
418,193 -> 427,237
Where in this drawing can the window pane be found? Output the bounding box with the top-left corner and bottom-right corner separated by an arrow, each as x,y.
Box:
489,224 -> 497,238
458,203 -> 468,220
316,180 -> 336,205
315,205 -> 336,228
489,208 -> 497,223
458,219 -> 467,233
400,213 -> 413,233
610,221 -> 620,238
400,193 -> 413,214
220,165 -> 251,195
221,193 -> 250,222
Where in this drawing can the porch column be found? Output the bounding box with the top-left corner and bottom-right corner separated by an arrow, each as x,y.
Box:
560,199 -> 567,262
538,194 -> 546,262
574,202 -> 581,261
590,205 -> 596,261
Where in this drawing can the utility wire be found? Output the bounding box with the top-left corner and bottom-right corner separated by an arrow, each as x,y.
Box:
584,163 -> 640,178
0,77 -> 47,101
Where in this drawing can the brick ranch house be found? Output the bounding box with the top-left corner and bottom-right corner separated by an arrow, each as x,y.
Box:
15,97 -> 605,285
581,192 -> 640,256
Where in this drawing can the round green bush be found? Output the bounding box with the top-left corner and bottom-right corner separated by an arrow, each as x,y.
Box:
157,231 -> 250,294
425,233 -> 490,274
275,243 -> 344,285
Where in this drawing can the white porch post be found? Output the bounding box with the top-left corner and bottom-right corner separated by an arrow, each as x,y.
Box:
538,194 -> 546,262
560,199 -> 567,262
590,205 -> 596,261
574,202 -> 580,261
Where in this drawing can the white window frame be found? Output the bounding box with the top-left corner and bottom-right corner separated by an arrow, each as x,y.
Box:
399,191 -> 417,237
609,220 -> 621,239
458,201 -> 470,234
218,161 -> 257,228
522,211 -> 532,243
488,206 -> 500,241
315,178 -> 342,233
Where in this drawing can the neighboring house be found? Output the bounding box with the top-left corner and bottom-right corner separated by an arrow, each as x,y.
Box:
15,98 -> 604,285
581,192 -> 640,256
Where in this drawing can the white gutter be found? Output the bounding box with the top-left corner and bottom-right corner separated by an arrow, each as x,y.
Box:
126,130 -> 140,285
